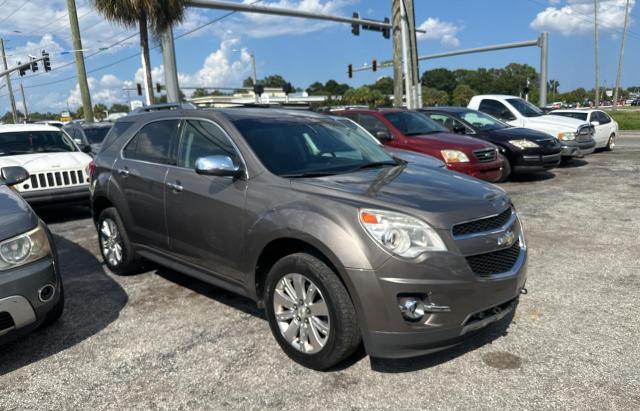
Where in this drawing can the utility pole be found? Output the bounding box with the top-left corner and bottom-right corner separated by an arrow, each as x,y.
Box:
594,0 -> 600,108
391,0 -> 403,107
67,0 -> 94,122
161,26 -> 180,103
613,0 -> 630,110
19,82 -> 28,121
404,0 -> 421,108
250,53 -> 257,86
399,0 -> 413,108
1,38 -> 18,123
539,32 -> 548,107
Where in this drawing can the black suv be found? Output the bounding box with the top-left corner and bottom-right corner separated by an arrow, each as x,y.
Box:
91,106 -> 527,370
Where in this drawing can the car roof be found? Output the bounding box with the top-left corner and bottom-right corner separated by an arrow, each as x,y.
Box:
421,107 -> 472,114
472,94 -> 520,99
0,123 -> 61,133
80,122 -> 113,129
550,109 -> 597,114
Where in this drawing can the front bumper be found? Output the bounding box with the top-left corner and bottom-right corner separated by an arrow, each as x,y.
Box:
19,185 -> 90,205
559,139 -> 596,158
447,161 -> 502,182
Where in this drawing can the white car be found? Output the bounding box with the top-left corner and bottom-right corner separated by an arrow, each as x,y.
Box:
468,95 -> 596,159
549,109 -> 618,150
0,124 -> 93,204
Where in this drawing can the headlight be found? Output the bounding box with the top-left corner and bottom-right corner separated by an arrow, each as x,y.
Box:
0,223 -> 51,271
359,209 -> 447,258
440,150 -> 470,164
557,132 -> 576,141
508,139 -> 539,149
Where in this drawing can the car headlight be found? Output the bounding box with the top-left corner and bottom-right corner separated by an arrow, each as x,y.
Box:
440,150 -> 470,164
0,223 -> 51,271
508,139 -> 539,149
557,132 -> 576,141
359,209 -> 447,258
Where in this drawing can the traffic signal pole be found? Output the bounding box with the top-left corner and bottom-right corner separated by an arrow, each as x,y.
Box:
67,0 -> 94,122
19,83 -> 28,120
1,38 -> 18,123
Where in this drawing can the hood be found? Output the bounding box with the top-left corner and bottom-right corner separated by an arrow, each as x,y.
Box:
0,185 -> 38,241
523,114 -> 587,131
293,163 -> 509,229
0,152 -> 92,172
480,126 -> 555,142
385,147 -> 446,168
405,132 -> 494,151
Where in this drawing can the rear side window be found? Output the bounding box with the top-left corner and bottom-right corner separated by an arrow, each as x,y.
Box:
356,114 -> 390,135
123,120 -> 179,165
101,121 -> 134,151
177,120 -> 238,169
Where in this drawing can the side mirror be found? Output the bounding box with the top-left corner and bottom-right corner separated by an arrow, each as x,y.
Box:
590,121 -> 600,126
452,124 -> 466,134
81,144 -> 93,153
375,130 -> 391,141
195,155 -> 242,177
73,138 -> 83,145
1,166 -> 29,186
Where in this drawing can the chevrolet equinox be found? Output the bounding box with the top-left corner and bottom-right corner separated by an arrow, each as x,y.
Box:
90,107 -> 527,370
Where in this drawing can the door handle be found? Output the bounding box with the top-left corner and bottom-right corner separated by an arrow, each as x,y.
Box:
167,181 -> 183,192
117,168 -> 130,177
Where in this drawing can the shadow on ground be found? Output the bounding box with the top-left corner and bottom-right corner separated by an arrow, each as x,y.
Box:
558,158 -> 589,168
32,204 -> 92,224
0,234 -> 127,376
508,171 -> 556,183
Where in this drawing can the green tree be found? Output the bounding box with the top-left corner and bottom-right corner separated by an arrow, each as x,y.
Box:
261,74 -> 288,88
92,0 -> 188,104
451,84 -> 476,106
423,87 -> 449,106
343,86 -> 388,107
110,103 -> 130,113
371,76 -> 394,95
94,103 -> 108,121
191,88 -> 210,98
306,81 -> 327,95
75,106 -> 84,119
242,77 -> 254,88
422,68 -> 457,95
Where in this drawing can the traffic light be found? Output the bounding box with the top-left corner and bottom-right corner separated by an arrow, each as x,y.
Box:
156,82 -> 162,93
282,82 -> 293,95
253,84 -> 264,96
348,64 -> 353,79
372,59 -> 377,72
17,62 -> 26,77
30,59 -> 38,73
382,17 -> 390,39
42,51 -> 51,72
136,83 -> 142,96
351,12 -> 360,36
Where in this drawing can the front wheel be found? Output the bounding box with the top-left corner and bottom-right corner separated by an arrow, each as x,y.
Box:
264,253 -> 361,370
496,153 -> 511,183
98,207 -> 139,275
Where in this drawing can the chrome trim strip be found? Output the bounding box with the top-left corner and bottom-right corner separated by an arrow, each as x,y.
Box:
452,208 -> 516,240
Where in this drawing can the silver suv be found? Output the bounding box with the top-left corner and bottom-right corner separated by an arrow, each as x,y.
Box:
90,107 -> 527,370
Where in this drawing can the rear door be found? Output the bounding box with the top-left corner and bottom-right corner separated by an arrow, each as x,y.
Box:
111,119 -> 180,250
592,111 -> 613,146
164,119 -> 248,283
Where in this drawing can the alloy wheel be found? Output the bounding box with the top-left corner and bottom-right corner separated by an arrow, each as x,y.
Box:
273,273 -> 330,354
100,218 -> 123,267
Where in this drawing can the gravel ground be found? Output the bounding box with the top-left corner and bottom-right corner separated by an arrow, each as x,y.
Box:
1,132 -> 639,410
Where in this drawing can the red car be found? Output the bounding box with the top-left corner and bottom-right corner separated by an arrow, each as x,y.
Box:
332,108 -> 503,182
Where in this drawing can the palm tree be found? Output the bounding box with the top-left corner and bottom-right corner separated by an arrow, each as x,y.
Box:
92,0 -> 187,105
548,79 -> 560,98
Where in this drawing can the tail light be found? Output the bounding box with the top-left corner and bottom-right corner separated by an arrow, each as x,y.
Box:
88,161 -> 95,181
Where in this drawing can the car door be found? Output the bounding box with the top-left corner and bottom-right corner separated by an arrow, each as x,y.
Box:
478,99 -> 519,127
112,119 -> 180,250
594,111 -> 613,146
164,119 -> 248,283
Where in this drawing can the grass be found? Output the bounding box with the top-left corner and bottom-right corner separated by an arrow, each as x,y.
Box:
606,109 -> 640,130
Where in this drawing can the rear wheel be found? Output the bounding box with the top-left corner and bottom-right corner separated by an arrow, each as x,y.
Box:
496,153 -> 511,182
605,134 -> 615,151
98,207 -> 139,275
264,253 -> 361,370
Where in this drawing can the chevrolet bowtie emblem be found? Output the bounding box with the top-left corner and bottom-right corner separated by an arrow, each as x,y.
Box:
497,230 -> 516,247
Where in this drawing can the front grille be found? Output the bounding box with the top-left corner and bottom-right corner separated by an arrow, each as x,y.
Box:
466,242 -> 521,275
452,208 -> 512,236
24,170 -> 86,191
0,312 -> 15,332
473,148 -> 497,163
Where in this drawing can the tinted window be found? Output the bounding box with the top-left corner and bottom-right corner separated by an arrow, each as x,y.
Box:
506,98 -> 544,117
83,126 -> 111,144
123,120 -> 179,165
427,113 -> 472,132
551,112 -> 588,121
459,110 -> 508,131
102,121 -> 134,151
595,111 -> 611,124
232,117 -> 394,177
0,130 -> 77,156
356,114 -> 390,135
479,99 -> 514,120
383,111 -> 446,135
178,120 -> 238,169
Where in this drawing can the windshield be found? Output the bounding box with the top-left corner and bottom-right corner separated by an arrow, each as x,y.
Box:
506,98 -> 544,117
83,126 -> 111,144
550,112 -> 588,121
383,111 -> 447,135
0,130 -> 78,156
232,117 -> 396,177
459,110 -> 509,131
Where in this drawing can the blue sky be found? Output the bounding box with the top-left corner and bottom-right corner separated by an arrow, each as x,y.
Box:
0,0 -> 637,113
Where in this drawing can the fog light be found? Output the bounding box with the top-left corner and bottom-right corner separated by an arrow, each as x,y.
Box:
398,297 -> 425,321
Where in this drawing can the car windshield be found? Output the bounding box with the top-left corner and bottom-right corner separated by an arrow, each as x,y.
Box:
232,116 -> 397,177
506,98 -> 544,117
458,110 -> 509,131
550,112 -> 588,121
383,111 -> 447,135
0,130 -> 77,156
83,126 -> 111,144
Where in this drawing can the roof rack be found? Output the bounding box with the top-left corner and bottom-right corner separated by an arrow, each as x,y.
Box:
132,102 -> 196,113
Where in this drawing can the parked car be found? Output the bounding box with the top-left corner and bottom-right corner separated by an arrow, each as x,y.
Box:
332,108 -> 503,182
631,99 -> 640,106
34,120 -> 64,129
420,107 -> 562,181
63,122 -> 113,156
91,107 -> 527,370
0,124 -> 92,205
468,95 -> 596,159
549,109 -> 618,150
0,166 -> 64,343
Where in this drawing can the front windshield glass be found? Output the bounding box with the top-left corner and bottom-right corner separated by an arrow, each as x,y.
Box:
459,110 -> 508,131
550,112 -> 588,121
383,111 -> 447,135
232,116 -> 396,177
83,126 -> 111,144
0,130 -> 77,156
506,98 -> 544,117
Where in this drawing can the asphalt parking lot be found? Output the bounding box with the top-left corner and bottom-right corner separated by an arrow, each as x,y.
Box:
1,133 -> 639,410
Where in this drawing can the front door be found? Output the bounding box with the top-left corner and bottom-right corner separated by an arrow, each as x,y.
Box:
164,119 -> 248,283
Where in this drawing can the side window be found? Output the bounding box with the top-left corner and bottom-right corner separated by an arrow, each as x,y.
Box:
479,99 -> 514,121
597,111 -> 611,124
356,114 -> 390,135
177,120 -> 239,169
102,121 -> 134,151
428,114 -> 449,128
428,114 -> 468,132
123,120 -> 179,165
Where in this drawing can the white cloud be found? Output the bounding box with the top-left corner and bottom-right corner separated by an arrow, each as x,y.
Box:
416,18 -> 462,48
530,0 -> 636,36
67,74 -> 127,108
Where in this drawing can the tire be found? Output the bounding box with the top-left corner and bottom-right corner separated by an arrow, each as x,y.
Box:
605,134 -> 615,151
97,207 -> 139,275
496,153 -> 511,183
264,253 -> 361,370
41,281 -> 64,327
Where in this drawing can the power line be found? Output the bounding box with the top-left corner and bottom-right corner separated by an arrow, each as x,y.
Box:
0,0 -> 33,26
